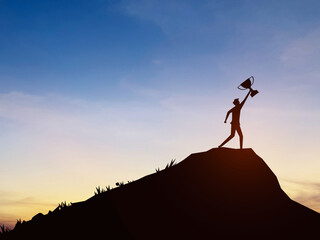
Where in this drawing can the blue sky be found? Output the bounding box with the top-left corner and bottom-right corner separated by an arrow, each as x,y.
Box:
1,0 -> 319,98
1,0 -> 320,227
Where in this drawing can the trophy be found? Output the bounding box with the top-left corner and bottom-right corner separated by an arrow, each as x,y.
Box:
238,76 -> 259,97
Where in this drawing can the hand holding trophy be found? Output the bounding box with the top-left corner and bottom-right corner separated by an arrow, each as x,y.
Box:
237,76 -> 259,97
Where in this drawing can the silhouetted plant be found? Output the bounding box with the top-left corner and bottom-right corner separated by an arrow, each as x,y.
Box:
95,186 -> 106,195
0,224 -> 10,234
94,185 -> 114,195
116,182 -> 124,187
0,224 -> 4,234
155,159 -> 176,173
57,201 -> 72,210
14,219 -> 23,229
165,159 -> 176,169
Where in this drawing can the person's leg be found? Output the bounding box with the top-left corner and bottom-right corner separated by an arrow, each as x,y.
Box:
236,126 -> 243,149
219,125 -> 236,148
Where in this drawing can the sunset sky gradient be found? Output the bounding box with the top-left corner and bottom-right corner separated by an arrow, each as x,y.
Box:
1,0 -> 320,228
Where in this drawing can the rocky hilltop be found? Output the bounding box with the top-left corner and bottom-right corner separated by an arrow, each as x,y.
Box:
3,148 -> 320,239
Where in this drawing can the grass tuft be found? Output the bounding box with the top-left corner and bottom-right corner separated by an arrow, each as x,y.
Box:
0,224 -> 10,234
14,218 -> 23,229
56,201 -> 72,211
95,185 -> 114,195
156,159 -> 177,173
116,182 -> 124,187
165,159 -> 176,169
94,186 -> 105,195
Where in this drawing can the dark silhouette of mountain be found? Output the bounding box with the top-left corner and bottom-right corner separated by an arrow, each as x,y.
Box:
2,148 -> 320,239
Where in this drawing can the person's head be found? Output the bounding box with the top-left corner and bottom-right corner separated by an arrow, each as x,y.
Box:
233,98 -> 240,106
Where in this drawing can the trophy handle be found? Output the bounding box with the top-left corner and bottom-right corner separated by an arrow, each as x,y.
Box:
237,85 -> 246,90
250,76 -> 254,85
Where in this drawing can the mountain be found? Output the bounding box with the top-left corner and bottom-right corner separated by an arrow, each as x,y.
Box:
3,148 -> 320,239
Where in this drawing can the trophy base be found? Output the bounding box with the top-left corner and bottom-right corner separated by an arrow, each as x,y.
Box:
250,90 -> 259,97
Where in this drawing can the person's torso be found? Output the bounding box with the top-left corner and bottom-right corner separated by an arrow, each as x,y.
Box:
231,105 -> 241,125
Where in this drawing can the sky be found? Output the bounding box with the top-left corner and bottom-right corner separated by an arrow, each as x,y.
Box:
1,0 -> 320,228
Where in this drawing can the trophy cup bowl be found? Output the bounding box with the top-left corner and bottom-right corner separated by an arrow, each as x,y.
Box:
238,76 -> 259,97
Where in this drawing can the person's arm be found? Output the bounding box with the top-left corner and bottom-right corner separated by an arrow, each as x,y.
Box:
224,109 -> 232,123
240,90 -> 251,108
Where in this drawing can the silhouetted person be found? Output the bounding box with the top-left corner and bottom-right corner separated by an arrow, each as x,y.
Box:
219,89 -> 251,149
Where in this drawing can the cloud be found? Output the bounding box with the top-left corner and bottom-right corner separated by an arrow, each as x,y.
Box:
280,28 -> 320,67
0,91 -> 154,143
120,0 -> 202,35
152,59 -> 162,65
0,213 -> 18,229
0,189 -> 56,228
0,90 -> 226,173
280,179 -> 320,212
0,196 -> 55,208
0,90 -> 225,140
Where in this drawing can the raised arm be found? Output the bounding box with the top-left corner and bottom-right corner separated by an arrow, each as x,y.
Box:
224,109 -> 232,123
240,90 -> 251,108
